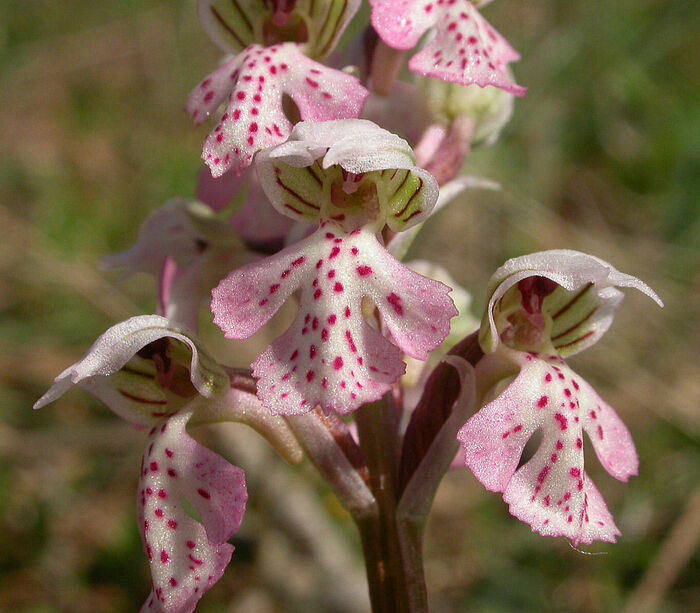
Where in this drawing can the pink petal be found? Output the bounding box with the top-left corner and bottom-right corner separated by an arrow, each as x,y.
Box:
187,43 -> 369,177
458,351 -> 636,544
370,0 -> 525,95
212,223 -> 456,414
139,409 -> 247,613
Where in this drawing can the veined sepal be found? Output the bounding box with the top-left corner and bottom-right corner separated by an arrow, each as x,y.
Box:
34,315 -> 230,426
478,250 -> 663,358
255,119 -> 439,231
198,0 -> 360,60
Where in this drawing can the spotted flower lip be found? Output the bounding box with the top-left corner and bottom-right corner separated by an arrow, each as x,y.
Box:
478,250 -> 663,357
255,119 -> 439,231
370,0 -> 526,96
212,221 -> 457,415
198,0 -> 361,60
33,316 -> 247,613
458,348 -> 637,546
187,43 -> 369,176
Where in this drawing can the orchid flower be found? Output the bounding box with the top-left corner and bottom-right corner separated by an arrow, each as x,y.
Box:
457,251 -> 663,545
103,199 -> 247,331
34,316 -> 250,613
188,0 -> 368,176
212,120 -> 458,415
370,0 -> 526,96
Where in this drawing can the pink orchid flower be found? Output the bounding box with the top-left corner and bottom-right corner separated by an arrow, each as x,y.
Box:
458,250 -> 662,545
211,120 -> 458,415
370,0 -> 526,95
189,0 -> 368,176
34,316 -> 248,613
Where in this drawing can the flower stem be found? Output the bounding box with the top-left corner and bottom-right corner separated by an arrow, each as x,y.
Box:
354,394 -> 428,613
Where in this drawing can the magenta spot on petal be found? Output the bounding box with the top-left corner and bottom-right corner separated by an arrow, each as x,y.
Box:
334,282 -> 344,293
155,508 -> 164,518
387,292 -> 404,316
197,488 -> 211,500
330,246 -> 340,259
598,425 -> 604,440
170,577 -> 178,587
333,357 -> 344,370
167,468 -> 177,477
344,306 -> 351,318
556,440 -> 564,450
306,370 -> 315,382
150,462 -> 159,472
168,519 -> 178,529
158,489 -> 167,499
356,265 -> 373,277
186,540 -> 196,549
237,91 -> 246,100
554,413 -> 568,430
161,550 -> 169,563
537,396 -> 548,408
165,448 -> 174,458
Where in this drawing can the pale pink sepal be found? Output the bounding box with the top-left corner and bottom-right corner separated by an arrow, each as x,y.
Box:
212,223 -> 457,414
479,250 -> 663,356
187,43 -> 369,176
33,315 -> 229,426
458,350 -> 638,545
103,200 -> 210,277
139,409 -> 247,613
195,166 -> 294,246
255,119 -> 439,230
370,0 -> 526,96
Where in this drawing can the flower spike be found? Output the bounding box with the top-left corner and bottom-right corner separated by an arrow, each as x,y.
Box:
370,0 -> 526,96
212,223 -> 457,414
458,251 -> 662,545
187,43 -> 369,176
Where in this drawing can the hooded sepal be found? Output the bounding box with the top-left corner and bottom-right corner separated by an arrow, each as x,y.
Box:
255,119 -> 439,231
370,0 -> 525,96
187,43 -> 368,176
198,0 -> 360,60
211,222 -> 457,414
34,315 -> 229,426
458,349 -> 638,545
479,250 -> 663,357
138,408 -> 247,613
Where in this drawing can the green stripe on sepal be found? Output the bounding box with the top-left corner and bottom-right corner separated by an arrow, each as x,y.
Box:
198,0 -> 268,54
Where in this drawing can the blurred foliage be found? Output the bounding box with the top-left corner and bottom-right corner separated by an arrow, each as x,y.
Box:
0,1 -> 697,612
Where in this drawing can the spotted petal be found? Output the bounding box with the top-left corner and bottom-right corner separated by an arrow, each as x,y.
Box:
255,119 -> 439,230
212,222 -> 457,414
138,409 -> 247,613
370,0 -> 525,95
34,315 -> 229,426
187,43 -> 369,176
458,350 -> 637,545
479,250 -> 663,357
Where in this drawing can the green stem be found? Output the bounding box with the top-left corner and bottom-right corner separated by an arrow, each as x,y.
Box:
354,394 -> 428,613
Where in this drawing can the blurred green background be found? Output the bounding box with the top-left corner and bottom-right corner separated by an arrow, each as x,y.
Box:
0,1 -> 698,611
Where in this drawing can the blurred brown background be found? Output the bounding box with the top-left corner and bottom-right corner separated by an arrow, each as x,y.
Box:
0,1 -> 697,612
